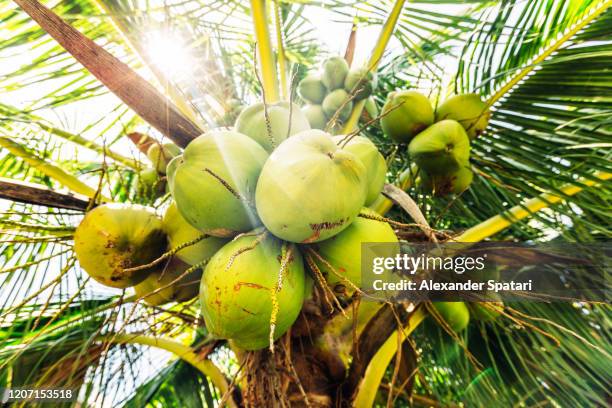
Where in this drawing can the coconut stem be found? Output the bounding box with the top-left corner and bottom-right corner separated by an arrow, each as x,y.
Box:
124,233 -> 210,273
269,243 -> 291,353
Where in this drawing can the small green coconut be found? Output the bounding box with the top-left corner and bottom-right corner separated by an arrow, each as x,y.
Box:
436,93 -> 490,139
344,67 -> 377,101
333,135 -> 387,205
255,129 -> 367,243
138,167 -> 165,199
313,208 -> 398,296
298,74 -> 327,104
322,89 -> 353,122
408,120 -> 470,175
235,101 -> 310,152
381,91 -> 434,143
147,142 -> 181,174
162,202 -> 228,266
168,130 -> 268,237
431,301 -> 470,332
364,97 -> 379,118
200,232 -> 306,350
73,204 -> 166,288
134,257 -> 201,306
302,104 -> 328,130
419,165 -> 473,196
321,56 -> 349,90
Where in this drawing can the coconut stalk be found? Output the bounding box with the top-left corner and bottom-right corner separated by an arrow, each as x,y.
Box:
250,0 -> 280,103
0,136 -> 109,201
342,0 -> 407,134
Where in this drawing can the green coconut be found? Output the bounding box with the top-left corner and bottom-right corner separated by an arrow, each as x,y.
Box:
431,301 -> 470,332
302,104 -> 328,130
168,130 -> 268,237
73,204 -> 166,288
134,257 -> 201,306
321,56 -> 349,90
333,135 -> 387,205
235,101 -> 310,152
408,120 -> 470,175
256,129 -> 367,243
436,93 -> 490,140
200,233 -> 306,350
381,91 -> 434,143
162,202 -> 229,265
364,97 -> 379,118
147,142 -> 181,174
314,208 -> 398,296
420,165 -> 473,196
138,167 -> 165,199
322,89 -> 353,122
344,67 -> 377,101
298,74 -> 327,104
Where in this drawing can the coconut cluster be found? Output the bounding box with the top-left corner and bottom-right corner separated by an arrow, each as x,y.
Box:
73,99 -> 399,350
380,91 -> 490,196
298,56 -> 377,130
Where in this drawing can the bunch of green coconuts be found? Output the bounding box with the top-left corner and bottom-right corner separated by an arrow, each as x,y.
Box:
298,56 -> 378,130
381,91 -> 490,196
73,60 -> 498,351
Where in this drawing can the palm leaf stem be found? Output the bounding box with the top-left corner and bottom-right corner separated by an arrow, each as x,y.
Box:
343,0 -> 407,133
273,0 -> 288,100
486,0 -> 612,106
0,178 -> 90,210
354,306 -> 426,408
0,136 -> 110,201
454,170 -> 611,242
100,333 -> 237,408
250,0 -> 280,103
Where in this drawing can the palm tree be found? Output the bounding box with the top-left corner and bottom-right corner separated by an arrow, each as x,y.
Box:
0,0 -> 610,406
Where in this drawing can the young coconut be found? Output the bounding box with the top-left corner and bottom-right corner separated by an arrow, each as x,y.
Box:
313,208 -> 399,297
321,56 -> 349,90
200,232 -> 306,350
322,89 -> 353,122
419,165 -> 473,196
298,74 -> 327,104
134,257 -> 201,306
408,120 -> 470,175
147,142 -> 181,174
302,104 -> 328,130
436,93 -> 490,139
168,130 -> 268,237
138,167 -> 165,199
235,101 -> 310,152
256,129 -> 367,243
162,202 -> 229,266
332,135 -> 387,205
74,204 -> 166,288
431,301 -> 470,332
344,67 -> 377,101
381,91 -> 434,143
364,97 -> 379,118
